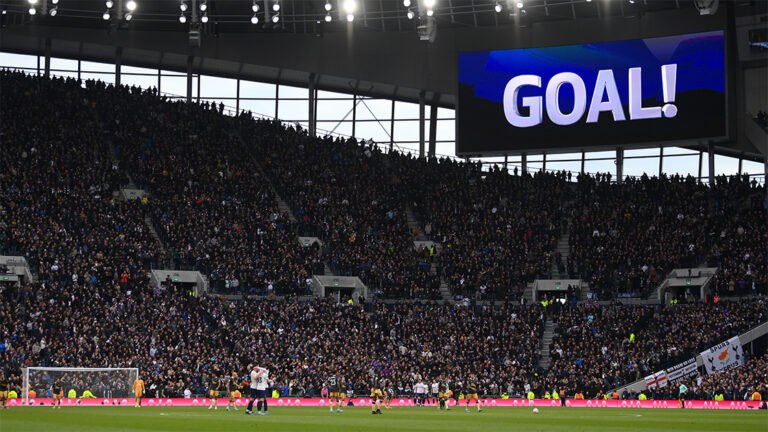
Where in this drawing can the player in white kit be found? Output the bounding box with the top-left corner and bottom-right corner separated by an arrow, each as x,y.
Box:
255,365 -> 271,415
245,364 -> 264,415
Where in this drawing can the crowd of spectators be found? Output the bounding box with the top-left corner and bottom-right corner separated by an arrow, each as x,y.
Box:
568,172 -> 766,300
237,119 -> 441,299
89,79 -> 322,296
675,353 -> 768,401
545,299 -> 767,397
1,70 -> 766,402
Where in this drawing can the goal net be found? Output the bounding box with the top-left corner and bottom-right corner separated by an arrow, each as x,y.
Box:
23,367 -> 139,405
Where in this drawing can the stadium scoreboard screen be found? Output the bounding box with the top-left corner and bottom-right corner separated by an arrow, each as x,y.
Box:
457,31 -> 726,156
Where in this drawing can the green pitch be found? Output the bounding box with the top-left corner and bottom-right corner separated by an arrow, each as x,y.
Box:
0,406 -> 764,431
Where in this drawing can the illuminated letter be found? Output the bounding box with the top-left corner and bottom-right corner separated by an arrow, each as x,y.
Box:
545,72 -> 587,126
628,67 -> 661,120
503,75 -> 542,128
586,69 -> 626,123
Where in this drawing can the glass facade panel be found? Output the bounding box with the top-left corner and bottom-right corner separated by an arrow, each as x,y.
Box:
240,80 -> 276,99
278,84 -> 308,99
356,98 -> 391,121
200,75 -> 237,98
624,157 -> 659,178
277,100 -> 309,122
240,99 -> 276,119
354,120 -> 391,142
0,52 -> 38,73
316,99 -> 353,121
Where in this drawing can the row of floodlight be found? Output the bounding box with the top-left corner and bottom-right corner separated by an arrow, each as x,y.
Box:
26,0 -> 636,23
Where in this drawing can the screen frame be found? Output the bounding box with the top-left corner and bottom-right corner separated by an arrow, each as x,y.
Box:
455,29 -> 730,158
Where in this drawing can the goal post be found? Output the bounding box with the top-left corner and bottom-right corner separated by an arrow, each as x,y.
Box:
23,367 -> 139,406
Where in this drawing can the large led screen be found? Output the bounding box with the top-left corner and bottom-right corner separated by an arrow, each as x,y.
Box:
457,31 -> 726,155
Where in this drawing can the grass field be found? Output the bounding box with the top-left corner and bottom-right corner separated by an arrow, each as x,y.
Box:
0,406 -> 765,432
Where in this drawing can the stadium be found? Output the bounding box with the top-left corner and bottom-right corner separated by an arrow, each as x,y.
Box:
0,0 -> 766,430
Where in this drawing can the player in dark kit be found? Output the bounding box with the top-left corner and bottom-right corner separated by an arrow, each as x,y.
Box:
438,377 -> 451,411
208,372 -> 221,410
370,377 -> 383,415
383,379 -> 395,409
0,371 -> 9,409
52,379 -> 63,409
327,372 -> 344,413
226,372 -> 239,412
465,374 -> 482,413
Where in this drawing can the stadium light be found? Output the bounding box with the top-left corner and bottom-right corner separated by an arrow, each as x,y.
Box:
346,13 -> 354,21
105,0 -> 113,8
179,13 -> 186,23
27,0 -> 38,4
272,13 -> 279,22
199,0 -> 207,11
102,10 -> 110,19
494,2 -> 502,13
403,0 -> 411,6
52,0 -> 59,4
406,8 -> 414,19
49,7 -> 57,16
201,12 -> 208,22
28,7 -> 36,15
325,0 -> 332,11
423,0 -> 435,8
343,0 -> 357,14
516,1 -> 523,8
251,14 -> 259,23
325,12 -> 332,21
125,12 -> 132,20
426,8 -> 433,16
629,0 -> 634,3
180,1 -> 187,12
272,1 -> 280,11
126,0 -> 137,11
252,1 -> 259,12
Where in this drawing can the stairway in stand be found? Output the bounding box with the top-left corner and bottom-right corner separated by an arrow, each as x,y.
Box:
537,318 -> 556,369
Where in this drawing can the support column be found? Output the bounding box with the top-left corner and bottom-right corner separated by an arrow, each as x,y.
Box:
659,146 -> 664,178
418,91 -> 425,158
43,38 -> 51,78
708,143 -> 715,185
196,71 -> 201,103
389,99 -> 395,152
352,93 -> 357,138
157,68 -> 162,93
115,47 -> 122,87
504,154 -> 508,172
521,153 -> 527,174
275,85 -> 280,120
77,60 -> 81,82
697,150 -> 703,183
236,79 -> 240,113
308,73 -> 316,137
580,151 -> 585,175
542,152 -> 547,172
737,154 -> 743,175
186,55 -> 193,103
428,104 -> 437,157
616,147 -> 624,184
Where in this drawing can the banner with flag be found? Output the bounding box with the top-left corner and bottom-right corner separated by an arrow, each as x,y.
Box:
644,371 -> 668,390
665,357 -> 698,383
701,336 -> 745,375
